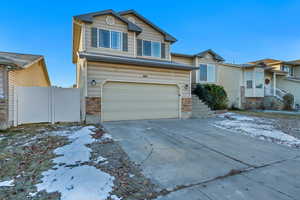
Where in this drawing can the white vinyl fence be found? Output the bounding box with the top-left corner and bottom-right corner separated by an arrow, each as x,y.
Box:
15,87 -> 80,126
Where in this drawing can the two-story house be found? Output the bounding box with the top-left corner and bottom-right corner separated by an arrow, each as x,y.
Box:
72,9 -> 197,123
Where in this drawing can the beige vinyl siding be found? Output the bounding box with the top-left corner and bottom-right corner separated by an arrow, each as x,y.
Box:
0,67 -> 4,97
86,62 -> 191,99
171,55 -> 194,66
277,77 -> 300,106
122,14 -> 171,60
294,66 -> 300,77
270,64 -> 282,71
8,61 -> 50,123
85,15 -> 135,57
102,82 -> 179,121
218,64 -> 243,108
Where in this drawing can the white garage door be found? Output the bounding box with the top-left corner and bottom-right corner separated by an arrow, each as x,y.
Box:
102,82 -> 180,121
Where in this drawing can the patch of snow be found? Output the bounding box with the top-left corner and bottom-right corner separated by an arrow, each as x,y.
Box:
214,113 -> 300,147
37,165 -> 114,200
35,126 -> 116,200
95,156 -> 107,163
218,112 -> 256,121
53,126 -> 95,164
110,194 -> 122,200
0,180 -> 14,187
129,173 -> 135,178
28,192 -> 37,197
101,133 -> 113,141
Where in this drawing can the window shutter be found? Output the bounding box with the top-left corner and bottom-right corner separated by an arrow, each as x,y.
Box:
91,28 -> 98,47
122,33 -> 128,51
161,43 -> 166,59
137,39 -> 142,56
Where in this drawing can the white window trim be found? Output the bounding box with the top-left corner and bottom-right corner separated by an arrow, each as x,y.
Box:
197,63 -> 217,83
244,68 -> 265,97
97,28 -> 123,51
140,39 -> 162,58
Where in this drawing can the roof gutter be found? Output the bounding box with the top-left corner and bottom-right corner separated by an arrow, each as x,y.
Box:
79,52 -> 198,71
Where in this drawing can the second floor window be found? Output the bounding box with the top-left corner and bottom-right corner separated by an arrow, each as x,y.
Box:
91,27 -> 128,52
137,39 -> 162,58
99,29 -> 122,50
199,64 -> 216,82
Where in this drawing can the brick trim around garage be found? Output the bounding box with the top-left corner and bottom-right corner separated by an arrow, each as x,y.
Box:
86,97 -> 101,115
0,99 -> 8,129
182,97 -> 192,112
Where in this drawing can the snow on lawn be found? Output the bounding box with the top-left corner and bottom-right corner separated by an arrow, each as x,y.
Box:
0,180 -> 14,187
34,126 -> 117,200
214,112 -> 300,148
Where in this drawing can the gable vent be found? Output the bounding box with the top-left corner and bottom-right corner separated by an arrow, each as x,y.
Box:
106,16 -> 115,25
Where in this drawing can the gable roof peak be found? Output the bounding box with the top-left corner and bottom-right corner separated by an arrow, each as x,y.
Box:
195,49 -> 225,61
73,9 -> 142,33
118,9 -> 177,43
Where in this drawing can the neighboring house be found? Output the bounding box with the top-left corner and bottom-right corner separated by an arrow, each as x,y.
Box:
247,58 -> 300,109
172,52 -> 300,110
72,9 -> 197,122
0,52 -> 51,129
171,50 -> 244,109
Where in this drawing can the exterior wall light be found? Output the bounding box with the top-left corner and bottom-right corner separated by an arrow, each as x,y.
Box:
184,84 -> 189,90
91,80 -> 97,86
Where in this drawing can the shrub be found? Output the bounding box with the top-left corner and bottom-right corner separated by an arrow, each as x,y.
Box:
193,84 -> 228,110
283,93 -> 294,110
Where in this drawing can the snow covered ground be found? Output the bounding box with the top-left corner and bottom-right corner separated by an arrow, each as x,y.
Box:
33,126 -> 119,200
214,112 -> 300,148
0,180 -> 14,187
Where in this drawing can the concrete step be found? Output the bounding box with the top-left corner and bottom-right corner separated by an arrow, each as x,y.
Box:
192,96 -> 214,119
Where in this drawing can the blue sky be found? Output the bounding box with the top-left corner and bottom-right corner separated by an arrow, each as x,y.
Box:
1,0 -> 299,87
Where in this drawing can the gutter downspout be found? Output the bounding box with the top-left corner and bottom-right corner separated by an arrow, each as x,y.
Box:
273,72 -> 276,96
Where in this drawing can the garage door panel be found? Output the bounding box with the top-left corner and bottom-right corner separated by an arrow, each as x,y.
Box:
103,111 -> 179,121
103,103 -> 179,112
102,82 -> 179,121
103,95 -> 178,102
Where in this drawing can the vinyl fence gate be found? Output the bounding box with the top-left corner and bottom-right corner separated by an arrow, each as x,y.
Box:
15,87 -> 81,126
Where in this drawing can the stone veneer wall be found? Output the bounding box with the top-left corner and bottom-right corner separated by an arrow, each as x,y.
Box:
0,99 -> 8,129
181,98 -> 192,118
244,97 -> 264,110
85,97 -> 101,123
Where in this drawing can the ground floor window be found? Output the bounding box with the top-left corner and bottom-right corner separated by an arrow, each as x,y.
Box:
199,64 -> 216,82
281,65 -> 294,76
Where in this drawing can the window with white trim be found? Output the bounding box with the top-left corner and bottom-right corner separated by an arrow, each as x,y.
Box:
281,65 -> 294,76
245,71 -> 253,89
255,71 -> 264,88
99,29 -> 122,50
199,64 -> 216,82
141,40 -> 161,58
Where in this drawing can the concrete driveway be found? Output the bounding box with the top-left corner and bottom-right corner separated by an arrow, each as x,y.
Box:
103,118 -> 300,200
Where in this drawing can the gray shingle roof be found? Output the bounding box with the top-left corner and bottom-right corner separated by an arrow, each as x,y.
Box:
73,9 -> 142,33
118,9 -> 177,43
0,52 -> 42,68
172,49 -> 225,62
195,49 -> 225,61
79,52 -> 198,71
